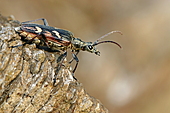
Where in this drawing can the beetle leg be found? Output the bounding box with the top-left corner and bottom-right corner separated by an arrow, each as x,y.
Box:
54,51 -> 68,85
55,51 -> 78,81
21,18 -> 49,26
69,50 -> 79,64
69,52 -> 79,80
71,52 -> 79,73
57,51 -> 67,63
11,32 -> 47,48
10,34 -> 39,48
56,52 -> 67,75
55,51 -> 67,75
41,34 -> 50,48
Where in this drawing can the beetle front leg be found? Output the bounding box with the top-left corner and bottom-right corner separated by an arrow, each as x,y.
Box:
69,50 -> 79,64
72,53 -> 79,74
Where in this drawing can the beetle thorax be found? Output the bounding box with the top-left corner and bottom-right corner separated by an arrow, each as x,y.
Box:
71,38 -> 100,55
71,38 -> 85,50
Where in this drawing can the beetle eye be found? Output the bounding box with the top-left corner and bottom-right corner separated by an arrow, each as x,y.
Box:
88,45 -> 93,50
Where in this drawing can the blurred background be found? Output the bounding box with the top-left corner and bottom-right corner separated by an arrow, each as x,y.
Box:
1,0 -> 170,112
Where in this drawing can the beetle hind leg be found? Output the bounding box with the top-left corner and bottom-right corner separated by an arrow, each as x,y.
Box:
21,18 -> 49,26
10,35 -> 38,48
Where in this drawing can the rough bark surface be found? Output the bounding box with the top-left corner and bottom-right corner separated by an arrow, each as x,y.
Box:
0,14 -> 108,113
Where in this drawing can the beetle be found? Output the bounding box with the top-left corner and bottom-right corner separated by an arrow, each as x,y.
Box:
14,18 -> 122,74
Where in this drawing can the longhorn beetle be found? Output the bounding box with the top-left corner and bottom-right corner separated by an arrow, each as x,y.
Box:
14,18 -> 122,74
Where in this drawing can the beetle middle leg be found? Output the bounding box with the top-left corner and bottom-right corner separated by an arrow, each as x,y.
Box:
53,51 -> 67,85
56,51 -> 78,78
54,50 -> 79,81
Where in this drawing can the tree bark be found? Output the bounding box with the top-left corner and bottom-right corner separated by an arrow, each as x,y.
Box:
0,14 -> 108,113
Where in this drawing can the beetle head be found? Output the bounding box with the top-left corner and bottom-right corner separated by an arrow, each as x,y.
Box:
73,31 -> 122,56
86,31 -> 122,56
81,42 -> 100,56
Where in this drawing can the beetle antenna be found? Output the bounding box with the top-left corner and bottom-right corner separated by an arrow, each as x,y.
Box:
94,31 -> 122,44
93,41 -> 121,48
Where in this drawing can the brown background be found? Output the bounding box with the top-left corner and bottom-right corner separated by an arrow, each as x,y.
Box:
0,0 -> 170,113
